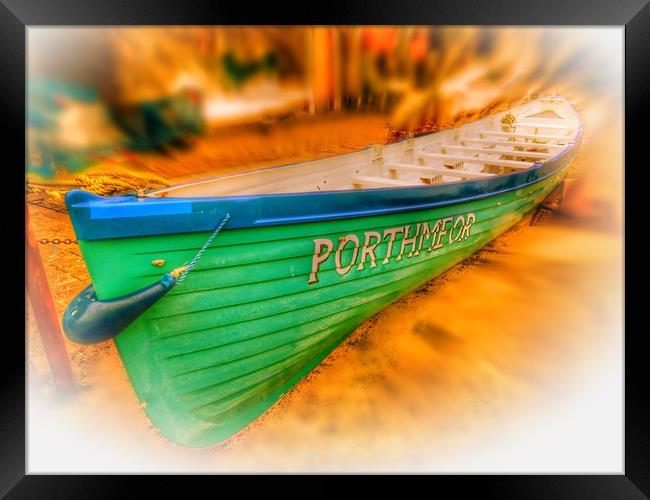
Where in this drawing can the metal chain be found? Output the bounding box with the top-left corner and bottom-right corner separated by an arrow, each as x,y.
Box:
37,238 -> 77,245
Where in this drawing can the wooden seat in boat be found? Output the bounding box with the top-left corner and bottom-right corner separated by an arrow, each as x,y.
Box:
475,130 -> 575,142
385,163 -> 495,179
440,144 -> 554,159
458,138 -> 567,150
513,122 -> 574,130
418,152 -> 534,170
352,176 -> 414,188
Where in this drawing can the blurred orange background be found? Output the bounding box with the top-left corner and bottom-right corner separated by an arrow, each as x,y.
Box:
27,27 -> 619,185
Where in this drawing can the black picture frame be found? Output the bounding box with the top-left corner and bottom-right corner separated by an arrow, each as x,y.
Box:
6,0 -> 648,495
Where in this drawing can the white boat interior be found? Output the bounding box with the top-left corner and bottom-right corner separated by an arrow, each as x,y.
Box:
149,96 -> 581,198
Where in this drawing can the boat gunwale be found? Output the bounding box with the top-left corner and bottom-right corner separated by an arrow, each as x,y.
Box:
65,103 -> 582,241
146,98 -> 578,197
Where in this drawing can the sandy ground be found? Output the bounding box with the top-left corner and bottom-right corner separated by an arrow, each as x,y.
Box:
26,102 -> 624,473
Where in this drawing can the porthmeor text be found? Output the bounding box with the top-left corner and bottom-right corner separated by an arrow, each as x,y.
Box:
308,212 -> 476,284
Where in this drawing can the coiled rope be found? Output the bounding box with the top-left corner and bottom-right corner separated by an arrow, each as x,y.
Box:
171,213 -> 231,283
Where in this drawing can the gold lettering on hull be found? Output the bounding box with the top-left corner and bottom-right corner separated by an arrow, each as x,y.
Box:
308,212 -> 477,284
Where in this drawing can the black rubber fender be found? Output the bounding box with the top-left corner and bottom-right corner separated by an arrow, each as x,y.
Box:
62,275 -> 176,345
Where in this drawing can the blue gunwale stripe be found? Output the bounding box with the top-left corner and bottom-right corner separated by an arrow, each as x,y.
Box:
91,201 -> 193,219
66,127 -> 582,241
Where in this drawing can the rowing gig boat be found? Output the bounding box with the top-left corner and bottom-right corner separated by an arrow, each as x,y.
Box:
63,95 -> 582,447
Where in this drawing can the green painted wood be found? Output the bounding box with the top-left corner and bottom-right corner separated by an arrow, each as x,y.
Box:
76,172 -> 565,446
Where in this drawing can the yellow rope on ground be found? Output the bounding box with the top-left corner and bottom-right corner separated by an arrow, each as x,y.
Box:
26,164 -> 171,212
72,165 -> 169,196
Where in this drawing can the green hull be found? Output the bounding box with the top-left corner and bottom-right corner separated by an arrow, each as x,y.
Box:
77,171 -> 566,446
